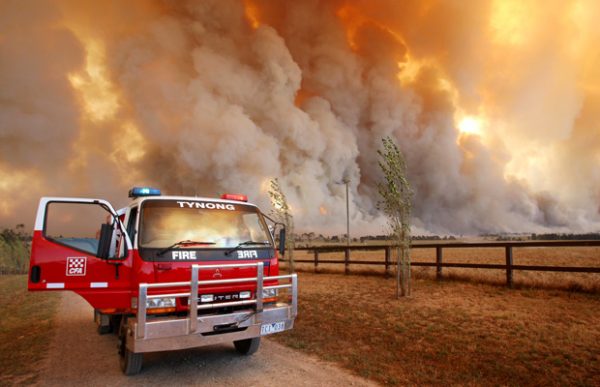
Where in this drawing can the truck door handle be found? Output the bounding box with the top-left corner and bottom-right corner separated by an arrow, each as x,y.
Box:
157,263 -> 172,270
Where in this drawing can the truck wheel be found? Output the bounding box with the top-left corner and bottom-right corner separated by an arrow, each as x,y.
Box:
120,348 -> 143,375
234,337 -> 261,355
118,317 -> 143,375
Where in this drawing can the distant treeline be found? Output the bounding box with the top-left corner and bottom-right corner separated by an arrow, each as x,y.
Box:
298,232 -> 600,244
0,225 -> 30,274
295,233 -> 456,244
412,235 -> 457,241
531,233 -> 600,241
492,233 -> 600,241
360,235 -> 457,242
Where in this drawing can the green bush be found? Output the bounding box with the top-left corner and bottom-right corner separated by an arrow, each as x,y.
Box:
0,225 -> 30,274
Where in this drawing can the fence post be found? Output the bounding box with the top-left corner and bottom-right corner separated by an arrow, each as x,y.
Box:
344,247 -> 350,274
314,250 -> 319,273
505,246 -> 513,288
385,246 -> 391,278
436,246 -> 443,280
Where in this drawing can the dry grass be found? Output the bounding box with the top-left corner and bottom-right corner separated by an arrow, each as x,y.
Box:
273,272 -> 600,386
291,246 -> 600,292
0,275 -> 59,385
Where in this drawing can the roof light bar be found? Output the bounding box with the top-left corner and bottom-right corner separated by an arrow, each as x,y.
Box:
220,193 -> 248,202
129,187 -> 162,198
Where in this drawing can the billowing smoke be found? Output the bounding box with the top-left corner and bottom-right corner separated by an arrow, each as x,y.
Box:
1,0 -> 599,235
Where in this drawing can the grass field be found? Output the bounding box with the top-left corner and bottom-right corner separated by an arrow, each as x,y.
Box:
0,275 -> 59,385
290,245 -> 600,292
272,272 -> 600,386
1,245 -> 597,385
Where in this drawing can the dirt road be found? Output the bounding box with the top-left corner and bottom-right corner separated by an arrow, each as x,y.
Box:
36,292 -> 377,386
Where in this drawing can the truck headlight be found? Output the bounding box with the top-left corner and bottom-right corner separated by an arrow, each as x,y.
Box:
131,297 -> 177,309
146,297 -> 176,309
262,288 -> 278,298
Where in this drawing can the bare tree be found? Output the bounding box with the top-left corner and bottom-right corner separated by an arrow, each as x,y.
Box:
268,178 -> 295,273
377,137 -> 413,298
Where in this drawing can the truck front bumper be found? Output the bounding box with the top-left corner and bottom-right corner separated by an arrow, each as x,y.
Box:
128,262 -> 297,353
128,303 -> 294,353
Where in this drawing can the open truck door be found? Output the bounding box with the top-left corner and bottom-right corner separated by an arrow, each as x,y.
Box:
28,197 -> 133,309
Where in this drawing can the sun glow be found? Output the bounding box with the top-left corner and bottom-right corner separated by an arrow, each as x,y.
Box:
458,116 -> 483,136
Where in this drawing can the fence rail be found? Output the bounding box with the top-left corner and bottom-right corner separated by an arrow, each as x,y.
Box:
292,240 -> 600,287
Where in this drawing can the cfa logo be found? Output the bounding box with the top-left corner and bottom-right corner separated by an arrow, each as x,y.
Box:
66,257 -> 86,276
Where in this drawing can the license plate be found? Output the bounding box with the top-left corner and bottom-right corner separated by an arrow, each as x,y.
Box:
260,321 -> 286,336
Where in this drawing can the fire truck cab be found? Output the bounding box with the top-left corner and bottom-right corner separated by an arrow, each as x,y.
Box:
28,187 -> 297,375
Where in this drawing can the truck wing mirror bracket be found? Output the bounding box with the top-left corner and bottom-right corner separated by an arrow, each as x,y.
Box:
97,223 -> 112,259
279,228 -> 286,257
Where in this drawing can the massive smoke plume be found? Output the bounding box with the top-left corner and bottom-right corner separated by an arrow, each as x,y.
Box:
1,0 -> 599,235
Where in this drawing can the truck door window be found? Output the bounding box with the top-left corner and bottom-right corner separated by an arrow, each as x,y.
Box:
126,207 -> 138,242
44,202 -> 116,256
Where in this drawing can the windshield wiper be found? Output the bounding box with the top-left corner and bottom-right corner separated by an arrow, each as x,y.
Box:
157,240 -> 216,256
225,240 -> 271,256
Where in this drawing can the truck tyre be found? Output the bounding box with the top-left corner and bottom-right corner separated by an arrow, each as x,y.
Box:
120,348 -> 143,375
118,317 -> 143,375
234,337 -> 261,355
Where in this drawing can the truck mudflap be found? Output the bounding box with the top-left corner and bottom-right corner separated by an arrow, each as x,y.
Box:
126,262 -> 297,353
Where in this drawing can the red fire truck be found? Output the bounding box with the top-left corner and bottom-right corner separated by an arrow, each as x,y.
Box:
28,187 -> 297,375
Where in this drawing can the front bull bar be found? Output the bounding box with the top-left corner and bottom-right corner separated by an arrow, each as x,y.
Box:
127,262 -> 298,353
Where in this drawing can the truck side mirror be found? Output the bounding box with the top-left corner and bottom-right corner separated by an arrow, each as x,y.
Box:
97,223 -> 112,259
278,228 -> 286,257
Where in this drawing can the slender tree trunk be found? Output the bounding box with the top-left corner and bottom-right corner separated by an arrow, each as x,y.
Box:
406,247 -> 412,296
400,246 -> 406,297
398,244 -> 411,297
395,245 -> 401,299
288,244 -> 294,274
287,216 -> 295,274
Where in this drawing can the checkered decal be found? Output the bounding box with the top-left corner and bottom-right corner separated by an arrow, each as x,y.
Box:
66,257 -> 87,276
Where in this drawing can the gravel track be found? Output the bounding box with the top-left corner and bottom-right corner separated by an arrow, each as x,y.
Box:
36,291 -> 377,386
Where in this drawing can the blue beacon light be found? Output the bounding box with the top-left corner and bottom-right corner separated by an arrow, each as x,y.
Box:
128,187 -> 162,198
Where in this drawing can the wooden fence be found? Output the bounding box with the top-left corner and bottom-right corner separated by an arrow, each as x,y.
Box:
292,240 -> 600,287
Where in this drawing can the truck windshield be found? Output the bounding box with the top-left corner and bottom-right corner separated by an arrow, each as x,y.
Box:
139,200 -> 272,249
